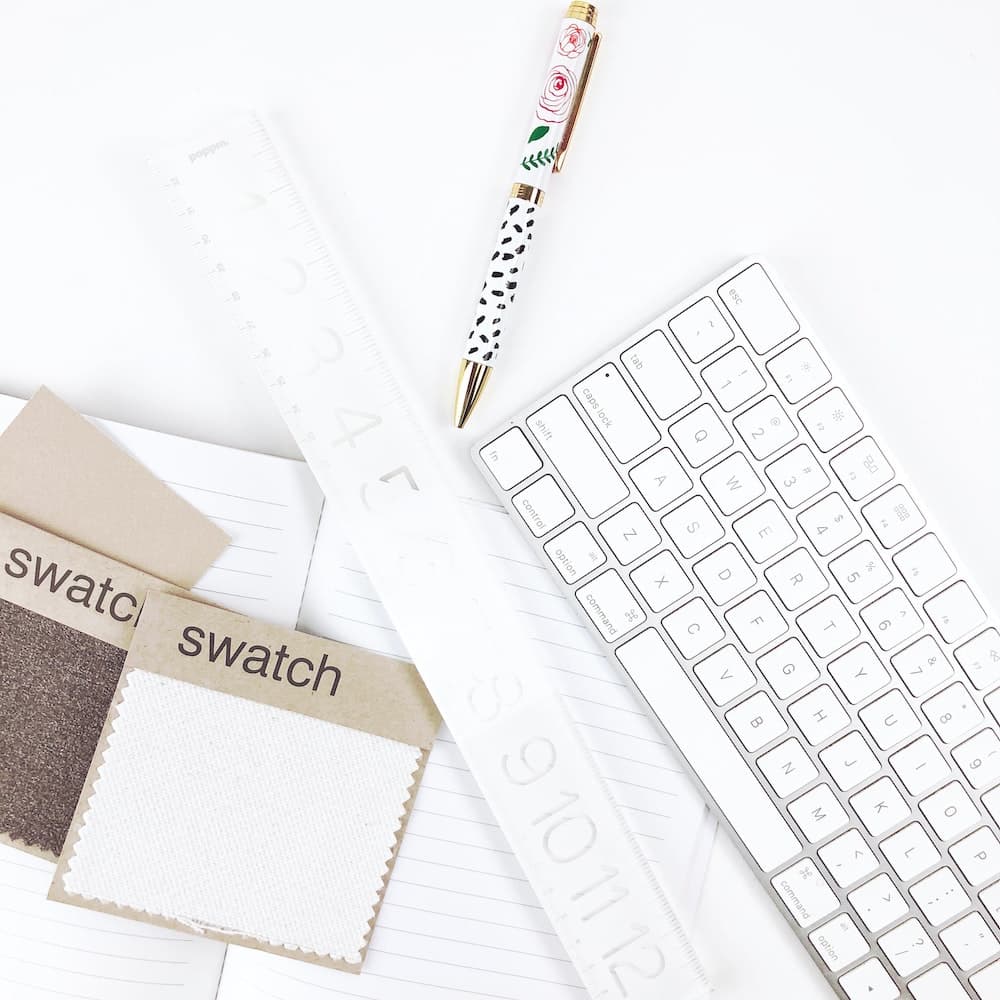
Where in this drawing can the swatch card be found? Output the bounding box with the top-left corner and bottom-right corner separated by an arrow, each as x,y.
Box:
52,593 -> 442,973
0,512 -> 184,859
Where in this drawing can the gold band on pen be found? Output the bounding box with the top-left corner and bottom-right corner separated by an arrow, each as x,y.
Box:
566,2 -> 597,25
510,183 -> 545,204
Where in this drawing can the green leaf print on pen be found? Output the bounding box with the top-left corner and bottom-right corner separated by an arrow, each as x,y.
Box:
528,125 -> 550,143
521,145 -> 558,171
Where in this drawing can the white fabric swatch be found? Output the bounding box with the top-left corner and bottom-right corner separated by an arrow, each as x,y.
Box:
62,670 -> 421,965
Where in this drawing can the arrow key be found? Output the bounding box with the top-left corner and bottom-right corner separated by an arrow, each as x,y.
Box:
839,957 -> 900,1000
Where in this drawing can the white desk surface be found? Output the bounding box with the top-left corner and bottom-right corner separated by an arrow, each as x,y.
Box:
3,2 -> 999,996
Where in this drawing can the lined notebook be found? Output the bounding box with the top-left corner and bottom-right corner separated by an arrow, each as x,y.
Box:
0,394 -> 716,1000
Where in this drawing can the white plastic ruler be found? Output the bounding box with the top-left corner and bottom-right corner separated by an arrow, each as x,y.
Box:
153,112 -> 710,1000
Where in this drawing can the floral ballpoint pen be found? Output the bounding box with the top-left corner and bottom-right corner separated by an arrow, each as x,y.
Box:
453,3 -> 601,428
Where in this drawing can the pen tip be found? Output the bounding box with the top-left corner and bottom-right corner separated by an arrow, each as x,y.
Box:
453,360 -> 493,430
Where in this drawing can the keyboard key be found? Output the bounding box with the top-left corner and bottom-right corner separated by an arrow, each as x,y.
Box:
726,591 -> 788,652
733,396 -> 798,460
667,296 -> 734,363
734,500 -> 797,563
630,550 -> 692,613
702,346 -> 765,411
798,493 -> 862,556
598,502 -> 659,565
629,448 -> 693,511
911,868 -> 971,926
621,330 -> 701,419
956,629 -> 1000,691
719,262 -> 799,354
771,858 -> 838,927
700,453 -> 765,515
851,873 -> 909,933
809,912 -> 869,972
820,731 -> 881,791
861,588 -> 922,651
788,783 -> 848,843
923,682 -> 983,744
920,782 -> 980,841
910,964 -> 968,1000
862,484 -> 926,549
830,540 -> 893,604
576,569 -> 646,643
693,644 -> 756,706
663,597 -> 725,658
789,684 -> 850,746
953,729 -> 1000,789
926,581 -> 987,644
894,534 -> 956,597
693,543 -> 756,605
617,629 -> 801,871
512,474 -> 574,537
940,912 -> 1000,971
818,828 -> 879,888
767,339 -> 832,405
764,547 -> 828,610
798,595 -> 861,657
850,776 -> 909,837
830,436 -> 894,501
543,522 -> 606,584
758,737 -> 818,797
860,690 -> 921,750
766,444 -> 830,508
890,735 -> 951,796
981,880 -> 1000,923
951,827 -> 1000,887
971,959 -> 1000,999
891,635 -> 953,698
527,396 -> 629,517
669,403 -> 733,468
574,362 -> 660,462
480,427 -> 542,489
799,388 -> 863,453
840,960 -> 900,1000
828,643 -> 890,705
758,637 -> 819,699
661,495 -> 725,557
881,823 -> 940,881
727,690 -> 788,752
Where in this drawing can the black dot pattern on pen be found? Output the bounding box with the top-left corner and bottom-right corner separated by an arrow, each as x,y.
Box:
464,201 -> 535,364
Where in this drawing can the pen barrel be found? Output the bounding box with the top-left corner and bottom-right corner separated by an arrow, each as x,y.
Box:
513,12 -> 597,190
461,195 -> 542,365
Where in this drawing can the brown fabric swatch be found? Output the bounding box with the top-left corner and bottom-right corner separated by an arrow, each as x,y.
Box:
0,599 -> 125,858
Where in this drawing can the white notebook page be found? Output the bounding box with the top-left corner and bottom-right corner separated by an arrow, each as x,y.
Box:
0,394 -> 325,1000
216,494 -> 716,1000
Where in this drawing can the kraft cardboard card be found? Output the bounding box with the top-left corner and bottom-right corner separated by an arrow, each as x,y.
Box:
0,512 -> 184,860
52,592 -> 441,974
0,388 -> 229,588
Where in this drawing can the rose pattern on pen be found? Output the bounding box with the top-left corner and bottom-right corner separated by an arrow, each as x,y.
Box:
537,64 -> 577,123
558,23 -> 589,58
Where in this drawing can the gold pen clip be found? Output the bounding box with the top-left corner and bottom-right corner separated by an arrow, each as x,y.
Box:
554,21 -> 601,174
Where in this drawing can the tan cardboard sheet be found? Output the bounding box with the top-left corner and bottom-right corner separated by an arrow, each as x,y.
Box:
0,388 -> 228,588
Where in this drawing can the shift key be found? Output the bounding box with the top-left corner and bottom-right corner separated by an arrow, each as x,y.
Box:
527,396 -> 629,518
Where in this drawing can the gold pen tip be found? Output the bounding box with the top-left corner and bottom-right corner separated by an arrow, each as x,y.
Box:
453,360 -> 493,429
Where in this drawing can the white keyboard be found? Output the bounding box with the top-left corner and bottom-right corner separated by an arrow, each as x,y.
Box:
474,260 -> 1000,999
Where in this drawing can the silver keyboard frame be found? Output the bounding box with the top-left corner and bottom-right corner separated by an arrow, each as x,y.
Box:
473,258 -> 1000,999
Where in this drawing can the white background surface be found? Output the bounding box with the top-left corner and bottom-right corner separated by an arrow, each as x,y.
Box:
2,2 -> 999,997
